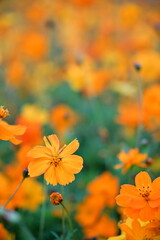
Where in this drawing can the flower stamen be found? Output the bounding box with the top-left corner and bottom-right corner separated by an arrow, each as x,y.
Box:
51,157 -> 62,167
0,106 -> 9,119
138,185 -> 152,201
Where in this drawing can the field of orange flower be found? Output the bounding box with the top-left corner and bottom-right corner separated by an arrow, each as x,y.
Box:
0,0 -> 160,239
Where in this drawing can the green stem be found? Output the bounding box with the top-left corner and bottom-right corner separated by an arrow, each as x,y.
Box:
61,187 -> 65,239
3,177 -> 25,209
136,72 -> 143,148
38,180 -> 47,240
60,202 -> 74,237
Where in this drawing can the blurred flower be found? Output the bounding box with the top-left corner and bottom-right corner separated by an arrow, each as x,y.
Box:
115,149 -> 148,173
6,60 -> 26,87
16,104 -> 48,146
28,134 -> 83,185
50,104 -> 79,136
66,61 -> 109,97
0,168 -> 44,211
0,119 -> 26,145
16,116 -> 42,146
17,145 -> 33,170
116,171 -> 160,221
70,0 -> 96,7
0,223 -> 13,240
116,104 -> 147,128
20,104 -> 48,124
76,196 -> 105,227
132,51 -> 160,81
87,172 -> 119,207
20,31 -> 48,61
119,2 -> 141,29
143,85 -> 160,131
84,215 -> 117,239
76,172 -> 118,238
117,84 -> 160,135
50,192 -> 63,205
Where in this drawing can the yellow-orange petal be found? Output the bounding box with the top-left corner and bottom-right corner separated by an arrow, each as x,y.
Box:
120,224 -> 135,238
44,165 -> 58,185
48,134 -> 60,155
139,204 -> 157,221
27,146 -> 52,158
120,184 -> 139,197
117,151 -> 128,163
135,171 -> 151,189
59,139 -> 79,158
0,120 -> 26,145
150,177 -> 160,199
114,163 -> 123,169
28,158 -> 50,177
56,164 -> 75,185
62,155 -> 83,174
130,197 -> 147,209
124,207 -> 140,219
148,198 -> 160,208
43,136 -> 52,149
9,124 -> 26,135
116,194 -> 132,207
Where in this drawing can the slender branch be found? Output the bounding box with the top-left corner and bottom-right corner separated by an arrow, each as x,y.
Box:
61,186 -> 65,239
3,178 -> 25,209
38,180 -> 47,240
60,202 -> 74,237
136,71 -> 143,148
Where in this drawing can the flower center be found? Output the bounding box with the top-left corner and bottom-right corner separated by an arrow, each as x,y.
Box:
51,157 -> 62,167
138,185 -> 152,201
0,106 -> 9,119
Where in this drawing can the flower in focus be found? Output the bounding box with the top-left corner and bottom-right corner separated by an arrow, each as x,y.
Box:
115,149 -> 148,173
28,134 -> 83,185
0,106 -> 26,145
116,171 -> 160,221
50,192 -> 63,205
120,218 -> 159,240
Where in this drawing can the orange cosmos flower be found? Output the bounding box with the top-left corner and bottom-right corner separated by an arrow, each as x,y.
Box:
115,149 -> 148,173
28,134 -> 83,185
0,106 -> 26,145
50,192 -> 63,205
116,171 -> 160,221
120,219 -> 159,240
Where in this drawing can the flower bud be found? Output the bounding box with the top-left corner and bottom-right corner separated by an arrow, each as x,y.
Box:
22,168 -> 29,178
50,192 -> 63,205
134,62 -> 142,71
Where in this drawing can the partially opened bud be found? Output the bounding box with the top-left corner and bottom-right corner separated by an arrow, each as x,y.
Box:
50,192 -> 63,205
